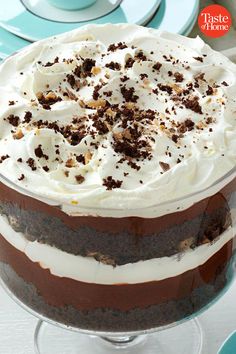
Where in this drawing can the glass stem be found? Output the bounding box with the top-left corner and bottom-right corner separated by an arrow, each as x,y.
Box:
101,335 -> 138,347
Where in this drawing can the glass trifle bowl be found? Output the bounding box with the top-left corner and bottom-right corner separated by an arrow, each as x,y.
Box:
0,24 -> 236,354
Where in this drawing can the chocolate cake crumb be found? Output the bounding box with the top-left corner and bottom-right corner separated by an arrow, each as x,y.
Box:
7,114 -> 20,127
157,84 -> 173,95
159,161 -> 170,172
9,101 -> 15,106
193,56 -> 203,62
105,62 -> 121,71
74,58 -> 96,78
26,158 -> 37,171
66,74 -> 76,88
34,145 -> 49,160
76,154 -> 85,164
23,111 -> 32,123
103,176 -> 123,190
183,96 -> 203,114
172,134 -> 179,143
153,62 -> 162,71
103,91 -> 112,97
120,76 -> 129,82
120,86 -> 139,102
206,85 -> 214,95
42,166 -> 49,172
140,73 -> 148,80
18,174 -> 25,181
0,155 -> 10,163
44,56 -> 59,67
17,158 -> 23,163
108,42 -> 127,51
75,175 -> 85,184
125,58 -> 135,68
178,119 -> 195,133
135,51 -> 147,61
127,160 -> 141,171
221,81 -> 229,86
174,72 -> 184,82
93,84 -> 102,100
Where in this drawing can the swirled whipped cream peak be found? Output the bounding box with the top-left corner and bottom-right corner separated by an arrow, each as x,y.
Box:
0,24 -> 236,216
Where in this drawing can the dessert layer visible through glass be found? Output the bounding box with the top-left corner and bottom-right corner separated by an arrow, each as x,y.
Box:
0,166 -> 235,336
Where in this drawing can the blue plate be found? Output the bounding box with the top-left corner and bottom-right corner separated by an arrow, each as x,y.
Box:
0,27 -> 29,59
218,331 -> 236,354
0,0 -> 199,42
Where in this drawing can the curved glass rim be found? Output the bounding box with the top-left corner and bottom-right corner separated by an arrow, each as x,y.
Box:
0,165 -> 236,212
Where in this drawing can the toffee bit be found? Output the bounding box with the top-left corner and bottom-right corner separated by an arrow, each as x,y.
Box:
18,174 -> 25,181
7,114 -> 20,127
103,176 -> 123,190
159,161 -> 170,172
37,91 -> 62,110
75,175 -> 85,184
26,158 -> 37,171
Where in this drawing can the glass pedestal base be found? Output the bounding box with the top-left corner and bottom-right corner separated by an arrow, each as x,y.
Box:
34,318 -> 203,354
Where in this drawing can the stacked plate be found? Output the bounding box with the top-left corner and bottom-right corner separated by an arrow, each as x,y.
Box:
0,0 -> 199,59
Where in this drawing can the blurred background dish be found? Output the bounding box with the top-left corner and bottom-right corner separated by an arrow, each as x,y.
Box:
0,0 -> 199,58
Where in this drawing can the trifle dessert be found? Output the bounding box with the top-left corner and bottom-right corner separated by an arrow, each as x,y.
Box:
0,24 -> 235,332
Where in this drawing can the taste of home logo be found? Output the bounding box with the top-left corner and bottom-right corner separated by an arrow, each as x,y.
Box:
198,4 -> 232,38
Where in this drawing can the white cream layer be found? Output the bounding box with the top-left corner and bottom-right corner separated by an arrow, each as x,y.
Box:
0,24 -> 235,217
0,214 -> 234,285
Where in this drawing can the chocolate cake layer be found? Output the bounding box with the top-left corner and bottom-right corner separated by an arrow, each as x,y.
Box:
0,233 -> 234,331
0,180 -> 235,265
0,263 -> 228,332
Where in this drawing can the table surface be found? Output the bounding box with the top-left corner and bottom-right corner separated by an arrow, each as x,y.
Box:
1,0 -> 236,353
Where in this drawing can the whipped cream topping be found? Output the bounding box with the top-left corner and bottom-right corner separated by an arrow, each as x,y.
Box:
0,214 -> 234,284
0,24 -> 236,216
